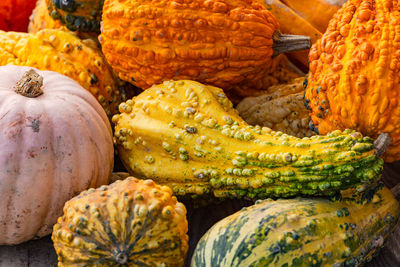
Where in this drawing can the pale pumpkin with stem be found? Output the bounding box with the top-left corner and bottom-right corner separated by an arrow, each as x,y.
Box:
0,66 -> 113,245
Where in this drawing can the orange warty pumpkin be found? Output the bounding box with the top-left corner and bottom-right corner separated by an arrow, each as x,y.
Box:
305,0 -> 400,162
99,0 -> 310,91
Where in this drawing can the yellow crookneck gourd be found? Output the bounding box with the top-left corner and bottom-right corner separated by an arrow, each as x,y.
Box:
113,80 -> 387,200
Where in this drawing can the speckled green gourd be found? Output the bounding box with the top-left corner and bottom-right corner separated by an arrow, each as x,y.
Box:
113,80 -> 385,199
192,185 -> 399,267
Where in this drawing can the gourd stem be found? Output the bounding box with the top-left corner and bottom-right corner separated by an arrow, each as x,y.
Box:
374,133 -> 391,158
14,69 -> 44,98
115,252 -> 128,264
272,32 -> 311,56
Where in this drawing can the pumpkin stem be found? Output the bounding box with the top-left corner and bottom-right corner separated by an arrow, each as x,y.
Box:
374,133 -> 391,158
115,252 -> 128,265
272,32 -> 311,56
14,69 -> 44,98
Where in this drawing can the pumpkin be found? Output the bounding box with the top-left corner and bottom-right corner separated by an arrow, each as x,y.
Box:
52,177 -> 188,266
0,66 -> 114,245
46,0 -> 103,33
113,80 -> 387,200
0,29 -> 124,117
237,78 -> 315,138
192,184 -> 399,266
305,0 -> 400,162
99,0 -> 311,92
0,0 -> 37,32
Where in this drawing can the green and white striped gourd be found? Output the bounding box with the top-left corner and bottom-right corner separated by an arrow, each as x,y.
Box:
192,185 -> 399,267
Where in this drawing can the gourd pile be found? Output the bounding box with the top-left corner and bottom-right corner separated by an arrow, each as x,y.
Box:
0,0 -> 399,266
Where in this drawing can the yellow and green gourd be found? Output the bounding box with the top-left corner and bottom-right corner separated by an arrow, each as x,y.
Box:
113,80 -> 387,199
192,185 -> 399,267
52,177 -> 189,266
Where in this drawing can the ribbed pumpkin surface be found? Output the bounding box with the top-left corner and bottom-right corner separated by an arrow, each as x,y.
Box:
192,185 -> 399,267
52,178 -> 188,266
305,0 -> 400,162
0,66 -> 113,245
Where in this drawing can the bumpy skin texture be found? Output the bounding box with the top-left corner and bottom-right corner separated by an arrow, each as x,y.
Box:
305,0 -> 400,162
0,0 -> 38,32
46,0 -> 103,33
237,78 -> 315,138
113,80 -> 384,200
0,66 -> 113,245
100,0 -> 283,91
52,178 -> 188,267
192,185 -> 399,267
0,29 -> 124,117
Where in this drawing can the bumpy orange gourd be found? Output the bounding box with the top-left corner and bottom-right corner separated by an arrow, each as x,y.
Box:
0,29 -> 124,117
305,0 -> 400,162
52,178 -> 188,266
100,0 -> 310,92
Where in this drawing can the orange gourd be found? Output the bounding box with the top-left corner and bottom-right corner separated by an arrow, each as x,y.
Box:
281,0 -> 346,32
305,0 -> 400,162
0,0 -> 37,32
100,0 -> 310,92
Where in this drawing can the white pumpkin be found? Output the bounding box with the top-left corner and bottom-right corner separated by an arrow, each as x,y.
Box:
0,65 -> 114,245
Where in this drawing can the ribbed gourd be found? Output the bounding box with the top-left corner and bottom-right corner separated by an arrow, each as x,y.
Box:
305,0 -> 400,162
0,29 -> 124,117
192,185 -> 400,267
100,0 -> 310,93
237,78 -> 315,138
46,0 -> 103,33
113,80 -> 387,200
52,177 -> 188,266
